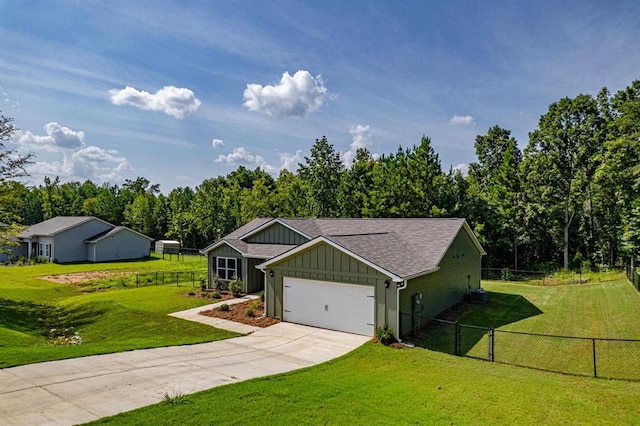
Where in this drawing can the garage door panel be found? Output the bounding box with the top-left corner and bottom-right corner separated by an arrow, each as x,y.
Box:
283,277 -> 374,336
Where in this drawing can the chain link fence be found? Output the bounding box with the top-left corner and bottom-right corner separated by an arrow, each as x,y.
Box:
74,269 -> 208,291
407,316 -> 640,381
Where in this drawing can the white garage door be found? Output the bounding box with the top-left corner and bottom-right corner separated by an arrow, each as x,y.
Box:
283,277 -> 375,336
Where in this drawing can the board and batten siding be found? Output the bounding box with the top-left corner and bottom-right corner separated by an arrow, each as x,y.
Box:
244,222 -> 309,245
399,228 -> 482,336
54,219 -> 112,263
265,241 -> 398,335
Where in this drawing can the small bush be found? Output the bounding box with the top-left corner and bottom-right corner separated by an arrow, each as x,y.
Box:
211,291 -> 221,299
250,299 -> 260,310
247,308 -> 255,317
218,303 -> 230,312
375,325 -> 396,345
211,273 -> 222,291
259,290 -> 265,302
199,275 -> 206,291
228,276 -> 243,296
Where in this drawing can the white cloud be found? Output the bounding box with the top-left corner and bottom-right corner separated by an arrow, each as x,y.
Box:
0,86 -> 20,110
214,146 -> 303,174
109,85 -> 201,119
17,122 -> 85,151
214,146 -> 265,166
243,70 -> 329,116
11,122 -> 131,183
261,150 -> 304,174
211,138 -> 225,148
453,163 -> 469,175
342,124 -> 373,167
449,115 -> 475,126
71,146 -> 131,182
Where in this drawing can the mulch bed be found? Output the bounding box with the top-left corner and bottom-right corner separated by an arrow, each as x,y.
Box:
199,298 -> 280,328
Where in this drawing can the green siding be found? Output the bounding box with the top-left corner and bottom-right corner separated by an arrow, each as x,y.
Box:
245,223 -> 309,245
245,258 -> 265,293
265,242 -> 398,335
399,228 -> 482,337
210,244 -> 242,257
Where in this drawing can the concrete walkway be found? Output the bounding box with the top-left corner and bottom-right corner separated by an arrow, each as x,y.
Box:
0,321 -> 369,425
168,294 -> 262,334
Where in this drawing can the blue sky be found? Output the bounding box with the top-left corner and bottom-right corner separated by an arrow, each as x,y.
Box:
1,1 -> 639,192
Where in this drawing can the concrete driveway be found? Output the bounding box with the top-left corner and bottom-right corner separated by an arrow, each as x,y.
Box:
0,323 -> 369,425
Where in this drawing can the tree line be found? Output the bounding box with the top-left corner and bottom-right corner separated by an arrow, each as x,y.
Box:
1,80 -> 638,271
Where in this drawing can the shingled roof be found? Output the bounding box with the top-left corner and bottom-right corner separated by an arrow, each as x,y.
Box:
18,216 -> 106,238
202,217 -> 485,280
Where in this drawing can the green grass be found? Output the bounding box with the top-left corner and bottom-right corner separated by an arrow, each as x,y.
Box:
0,258 -> 237,368
89,342 -> 640,426
413,276 -> 640,379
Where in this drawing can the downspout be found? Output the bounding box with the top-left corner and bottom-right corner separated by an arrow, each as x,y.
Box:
395,279 -> 408,341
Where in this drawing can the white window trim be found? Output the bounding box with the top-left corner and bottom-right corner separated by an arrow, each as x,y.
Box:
217,256 -> 238,280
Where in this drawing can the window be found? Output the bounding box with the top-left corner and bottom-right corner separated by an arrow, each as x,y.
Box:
217,257 -> 238,280
38,243 -> 51,259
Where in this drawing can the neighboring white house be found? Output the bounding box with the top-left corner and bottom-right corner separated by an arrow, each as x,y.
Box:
16,216 -> 153,263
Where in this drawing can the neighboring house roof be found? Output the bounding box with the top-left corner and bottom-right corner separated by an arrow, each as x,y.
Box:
84,226 -> 154,243
18,216 -> 110,238
203,217 -> 485,281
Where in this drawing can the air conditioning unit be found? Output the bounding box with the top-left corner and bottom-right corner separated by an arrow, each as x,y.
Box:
470,288 -> 488,304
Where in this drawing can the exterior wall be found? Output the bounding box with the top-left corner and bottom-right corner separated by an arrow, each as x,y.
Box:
207,244 -> 244,290
264,242 -> 397,335
245,223 -> 309,245
245,258 -> 265,293
93,230 -> 151,262
53,219 -> 112,263
399,228 -> 482,337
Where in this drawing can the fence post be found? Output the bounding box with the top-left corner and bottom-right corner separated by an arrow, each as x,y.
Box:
488,328 -> 495,362
162,272 -> 165,285
155,271 -> 158,285
136,274 -> 139,288
176,272 -> 179,286
592,338 -> 597,378
454,322 -> 460,356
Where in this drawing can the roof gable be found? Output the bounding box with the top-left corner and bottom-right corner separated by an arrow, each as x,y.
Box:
85,226 -> 153,243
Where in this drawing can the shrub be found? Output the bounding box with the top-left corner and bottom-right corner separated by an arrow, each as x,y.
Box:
218,303 -> 230,312
259,290 -> 265,302
250,299 -> 260,310
375,325 -> 396,345
211,291 -> 221,299
211,273 -> 222,291
199,275 -> 206,291
500,268 -> 514,281
247,308 -> 255,317
228,276 -> 243,296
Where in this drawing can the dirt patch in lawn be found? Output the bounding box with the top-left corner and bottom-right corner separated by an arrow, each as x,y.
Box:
41,271 -> 134,284
199,298 -> 280,328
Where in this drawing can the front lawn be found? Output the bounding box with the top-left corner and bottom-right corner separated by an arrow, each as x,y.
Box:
89,341 -> 640,425
0,259 -> 237,368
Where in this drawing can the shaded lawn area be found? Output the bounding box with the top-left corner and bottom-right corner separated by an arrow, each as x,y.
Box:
423,279 -> 640,338
89,342 -> 640,426
0,260 -> 238,368
411,278 -> 640,380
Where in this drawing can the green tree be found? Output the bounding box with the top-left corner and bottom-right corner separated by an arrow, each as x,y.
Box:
337,148 -> 375,217
526,95 -> 604,270
298,136 -> 344,217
